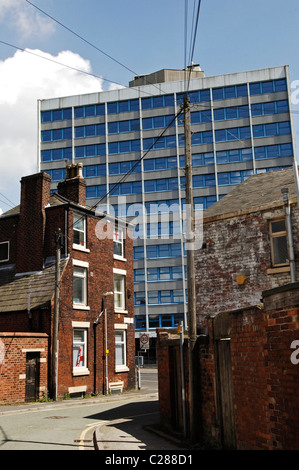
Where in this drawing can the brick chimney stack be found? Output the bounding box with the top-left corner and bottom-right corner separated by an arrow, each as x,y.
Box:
57,163 -> 86,206
17,172 -> 51,273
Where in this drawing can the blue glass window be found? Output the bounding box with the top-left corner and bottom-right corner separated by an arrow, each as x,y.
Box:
250,79 -> 287,96
215,129 -> 226,142
107,102 -> 118,114
274,79 -> 287,92
135,315 -> 146,329
134,292 -> 146,306
134,269 -> 145,282
200,89 -> 211,102
148,291 -> 159,304
52,109 -> 63,121
133,246 -> 144,259
141,94 -> 174,110
236,85 -> 248,97
205,174 -> 216,187
249,83 -> 261,95
280,143 -> 293,156
193,175 -> 204,188
86,186 -> 97,198
253,124 -> 264,138
214,108 -> 225,121
75,143 -> 106,158
74,107 -> 84,118
226,107 -> 238,120
262,81 -> 274,94
160,290 -> 172,303
41,111 -> 51,123
224,86 -> 236,99
218,172 -> 230,185
212,88 -> 224,100
278,121 -> 291,134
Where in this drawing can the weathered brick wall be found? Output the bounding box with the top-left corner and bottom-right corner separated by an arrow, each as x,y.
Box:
0,332 -> 48,403
196,204 -> 299,319
158,284 -> 299,450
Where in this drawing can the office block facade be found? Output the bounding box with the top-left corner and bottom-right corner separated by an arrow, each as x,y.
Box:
38,65 -> 297,359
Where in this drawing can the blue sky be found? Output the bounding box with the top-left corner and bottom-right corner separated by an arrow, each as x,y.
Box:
0,0 -> 299,211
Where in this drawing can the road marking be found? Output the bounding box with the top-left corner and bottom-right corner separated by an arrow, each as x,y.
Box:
78,421 -> 105,450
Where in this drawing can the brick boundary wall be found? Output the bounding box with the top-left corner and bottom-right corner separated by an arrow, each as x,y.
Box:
0,332 -> 48,403
157,283 -> 299,450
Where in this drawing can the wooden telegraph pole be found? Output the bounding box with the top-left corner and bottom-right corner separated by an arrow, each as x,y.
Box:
183,95 -> 197,442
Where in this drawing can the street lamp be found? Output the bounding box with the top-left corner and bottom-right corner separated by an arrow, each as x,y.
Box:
93,291 -> 114,395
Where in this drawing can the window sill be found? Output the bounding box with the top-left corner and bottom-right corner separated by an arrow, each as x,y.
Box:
115,366 -> 129,373
113,255 -> 127,262
73,244 -> 90,253
73,305 -> 90,311
72,368 -> 90,376
267,266 -> 290,274
115,309 -> 128,315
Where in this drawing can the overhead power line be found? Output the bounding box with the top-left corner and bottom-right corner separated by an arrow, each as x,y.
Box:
24,0 -> 164,94
89,107 -> 184,211
25,0 -> 138,78
0,40 -> 126,88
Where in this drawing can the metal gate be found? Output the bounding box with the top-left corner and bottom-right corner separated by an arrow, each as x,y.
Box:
25,352 -> 40,402
214,313 -> 236,449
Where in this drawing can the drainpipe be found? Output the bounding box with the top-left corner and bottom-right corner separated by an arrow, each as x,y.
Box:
93,291 -> 114,395
93,309 -> 104,395
281,188 -> 296,282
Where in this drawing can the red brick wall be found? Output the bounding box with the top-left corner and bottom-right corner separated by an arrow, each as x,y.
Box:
54,211 -> 135,397
0,171 -> 135,400
17,172 -> 51,273
0,332 -> 48,403
158,287 -> 299,450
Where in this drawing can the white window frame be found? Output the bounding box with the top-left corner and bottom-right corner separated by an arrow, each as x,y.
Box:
72,327 -> 89,375
73,213 -> 89,252
73,260 -> 89,308
0,241 -> 9,263
113,268 -> 127,312
115,326 -> 128,372
269,218 -> 289,267
113,226 -> 125,260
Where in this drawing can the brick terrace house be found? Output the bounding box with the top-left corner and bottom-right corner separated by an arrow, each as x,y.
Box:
196,166 -> 299,321
0,163 -> 135,402
157,167 -> 299,449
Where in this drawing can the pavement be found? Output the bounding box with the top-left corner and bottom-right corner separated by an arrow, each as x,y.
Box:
0,368 -> 188,451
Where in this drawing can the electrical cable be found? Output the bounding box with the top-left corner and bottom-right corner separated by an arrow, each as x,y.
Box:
24,0 -> 166,95
186,0 -> 202,93
86,107 -> 184,212
0,40 -> 126,88
63,106 -> 185,232
0,192 -> 16,208
25,0 -> 137,78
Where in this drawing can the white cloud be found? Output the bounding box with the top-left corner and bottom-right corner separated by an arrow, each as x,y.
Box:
0,48 -> 112,210
0,0 -> 55,39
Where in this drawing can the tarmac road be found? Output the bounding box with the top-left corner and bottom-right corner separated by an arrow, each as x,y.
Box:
0,368 -> 188,452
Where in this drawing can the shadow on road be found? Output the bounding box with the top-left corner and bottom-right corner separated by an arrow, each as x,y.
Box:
85,400 -> 183,451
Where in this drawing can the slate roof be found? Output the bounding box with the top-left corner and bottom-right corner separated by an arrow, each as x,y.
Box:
0,192 -> 91,218
204,167 -> 298,220
0,259 -> 69,313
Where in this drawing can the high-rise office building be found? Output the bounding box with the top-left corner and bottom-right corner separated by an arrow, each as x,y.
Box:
38,65 -> 296,361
